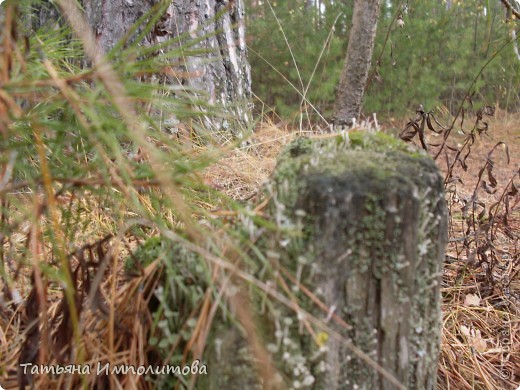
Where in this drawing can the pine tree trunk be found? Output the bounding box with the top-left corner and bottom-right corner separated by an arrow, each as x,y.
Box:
333,0 -> 380,128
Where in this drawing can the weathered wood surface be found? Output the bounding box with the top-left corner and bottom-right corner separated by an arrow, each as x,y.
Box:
268,133 -> 447,389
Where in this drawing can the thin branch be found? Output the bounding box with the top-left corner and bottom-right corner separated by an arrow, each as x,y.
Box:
500,0 -> 520,19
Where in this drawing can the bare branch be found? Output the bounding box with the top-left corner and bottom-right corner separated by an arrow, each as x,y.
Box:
501,0 -> 520,19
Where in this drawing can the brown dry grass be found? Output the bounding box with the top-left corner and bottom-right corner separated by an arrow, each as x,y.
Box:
436,112 -> 520,390
202,120 -> 297,201
1,113 -> 518,389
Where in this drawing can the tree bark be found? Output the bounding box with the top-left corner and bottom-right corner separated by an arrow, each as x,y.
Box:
333,0 -> 380,128
162,0 -> 252,138
501,0 -> 520,61
37,0 -> 252,140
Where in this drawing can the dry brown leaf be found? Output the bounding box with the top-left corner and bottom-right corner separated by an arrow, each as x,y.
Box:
460,325 -> 487,353
471,329 -> 487,353
464,293 -> 481,307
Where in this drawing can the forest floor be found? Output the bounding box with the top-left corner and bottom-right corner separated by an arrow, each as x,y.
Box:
204,110 -> 520,389
1,111 -> 518,389
432,112 -> 519,389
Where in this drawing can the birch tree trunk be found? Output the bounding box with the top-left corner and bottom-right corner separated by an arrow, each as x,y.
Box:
333,0 -> 380,128
38,0 -> 252,140
161,0 -> 253,139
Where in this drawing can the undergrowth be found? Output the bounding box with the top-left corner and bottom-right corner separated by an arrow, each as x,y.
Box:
0,1 -> 518,390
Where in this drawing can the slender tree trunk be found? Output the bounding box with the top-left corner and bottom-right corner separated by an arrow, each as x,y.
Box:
502,0 -> 520,61
333,0 -> 380,128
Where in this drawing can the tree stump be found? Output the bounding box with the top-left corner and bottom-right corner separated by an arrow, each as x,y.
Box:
268,132 -> 447,389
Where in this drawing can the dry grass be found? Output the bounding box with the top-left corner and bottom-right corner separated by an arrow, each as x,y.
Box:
1,261 -> 162,389
202,120 -> 297,201
435,112 -> 520,390
1,113 -> 518,389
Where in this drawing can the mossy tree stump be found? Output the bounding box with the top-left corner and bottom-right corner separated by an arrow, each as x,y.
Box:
268,133 -> 447,389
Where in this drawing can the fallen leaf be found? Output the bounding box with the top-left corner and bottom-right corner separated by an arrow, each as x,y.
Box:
460,325 -> 471,337
460,325 -> 487,353
464,293 -> 481,307
471,329 -> 487,353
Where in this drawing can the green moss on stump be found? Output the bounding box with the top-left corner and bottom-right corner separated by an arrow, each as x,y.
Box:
268,132 -> 447,389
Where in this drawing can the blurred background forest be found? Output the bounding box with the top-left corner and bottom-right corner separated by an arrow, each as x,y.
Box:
246,0 -> 520,122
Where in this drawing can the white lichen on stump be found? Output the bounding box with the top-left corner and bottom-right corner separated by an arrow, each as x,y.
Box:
268,132 -> 447,389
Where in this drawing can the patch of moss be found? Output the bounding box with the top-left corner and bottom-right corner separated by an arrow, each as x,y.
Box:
271,132 -> 435,211
124,235 -> 162,274
124,235 -> 211,387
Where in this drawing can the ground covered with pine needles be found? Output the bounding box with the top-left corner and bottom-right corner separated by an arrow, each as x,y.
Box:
1,111 -> 518,389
